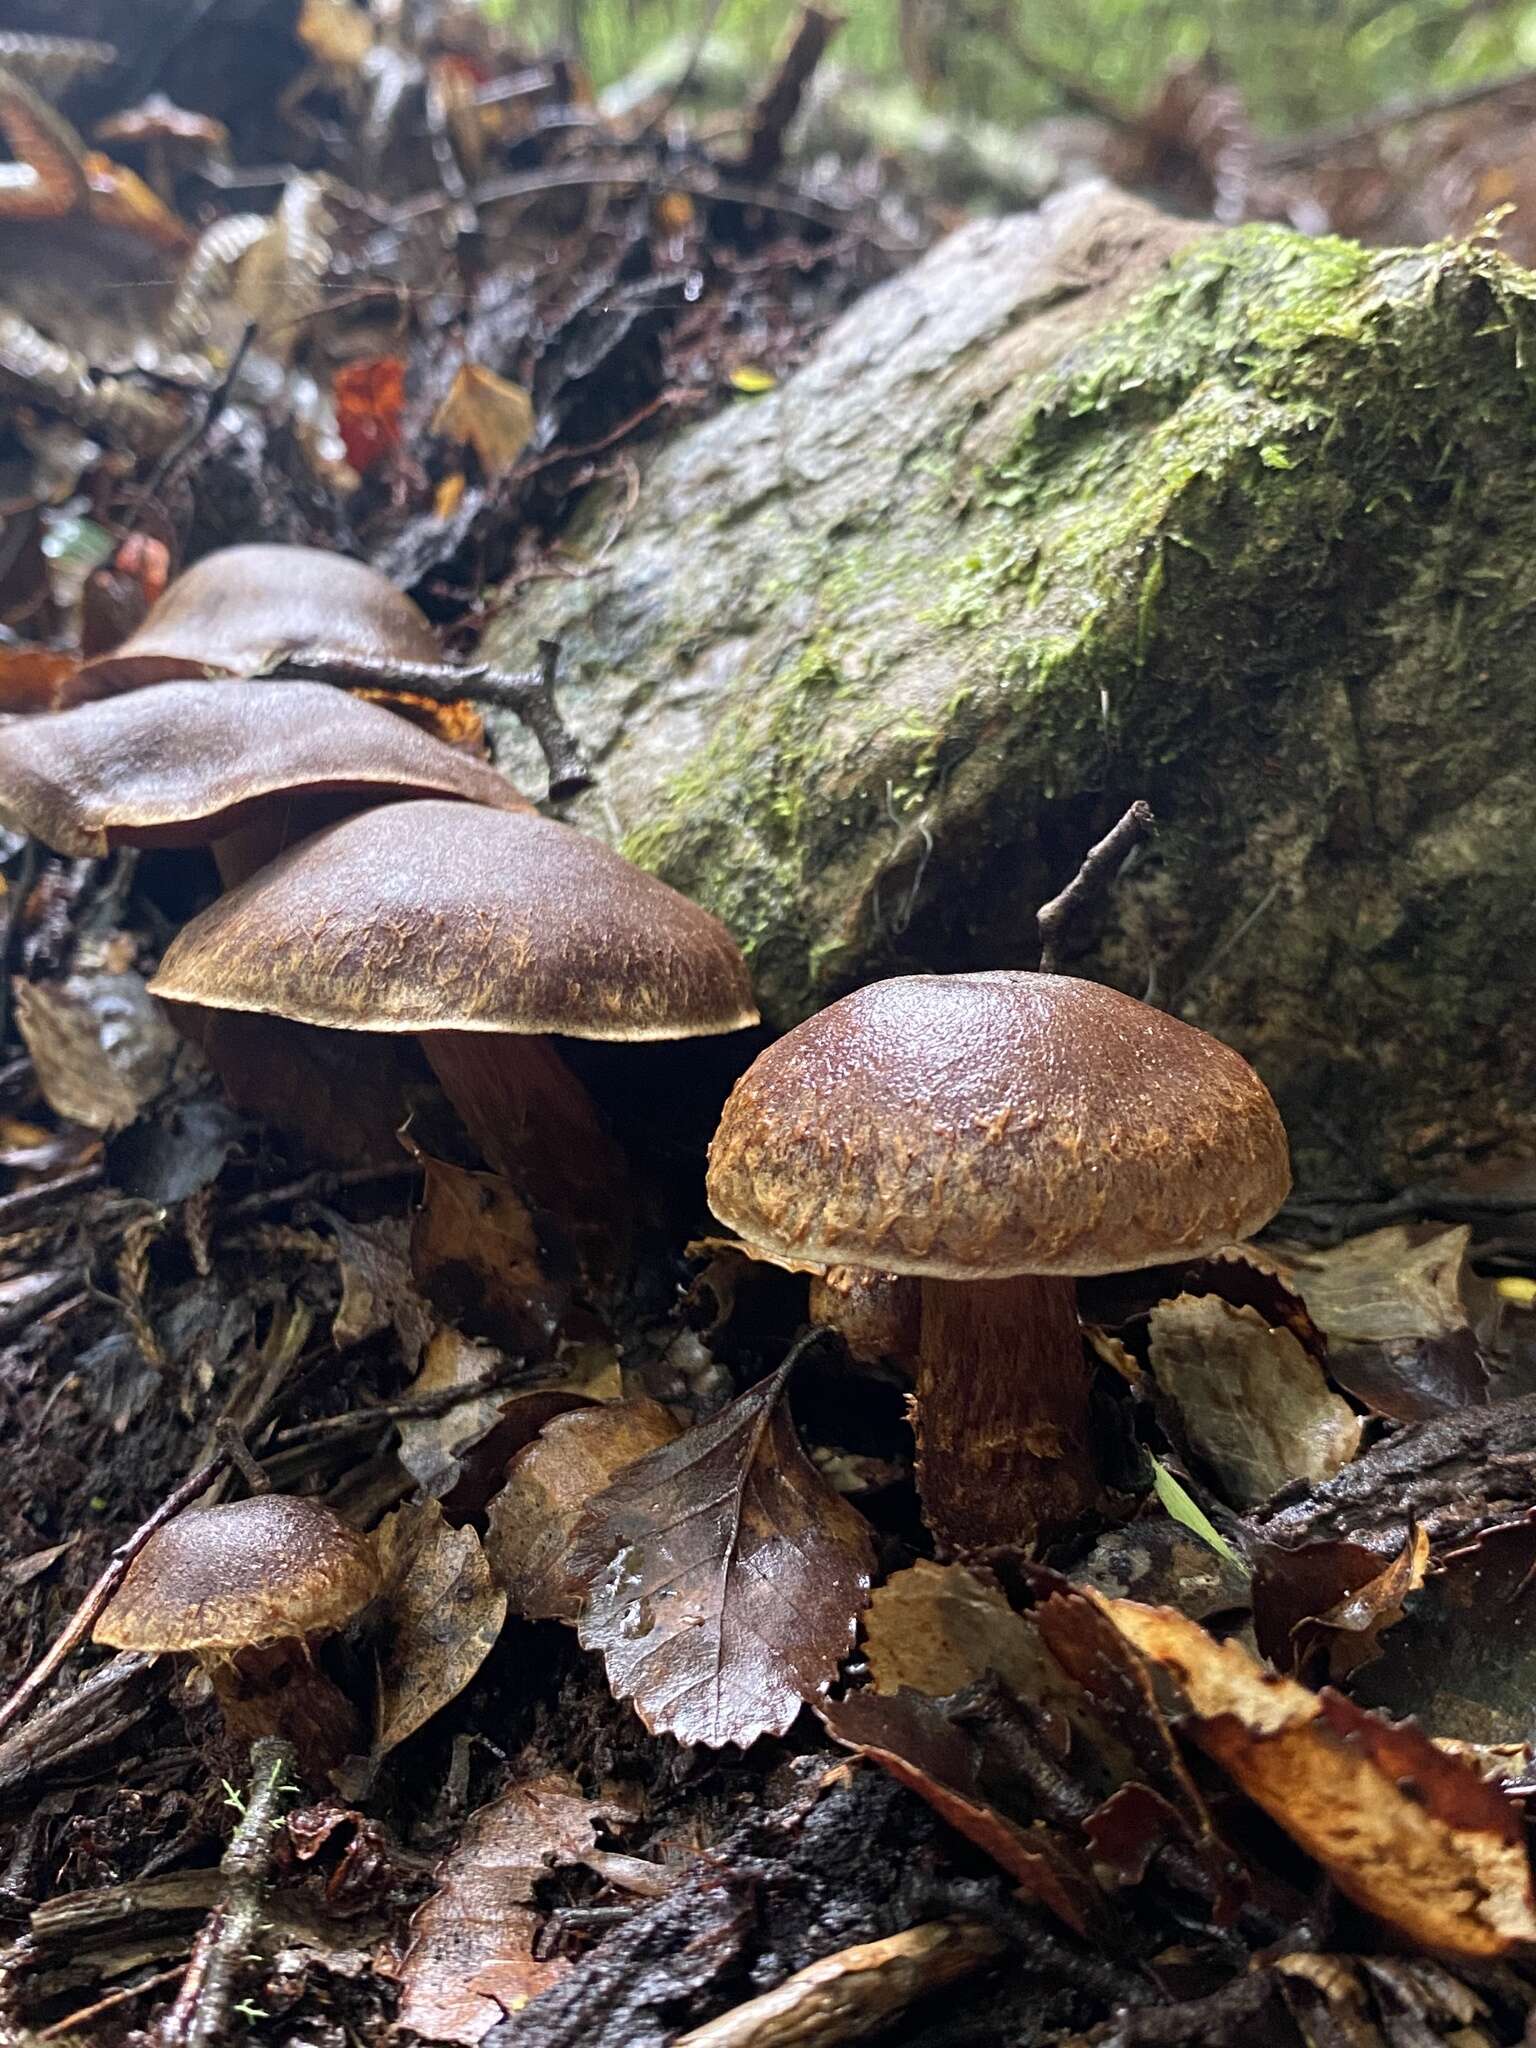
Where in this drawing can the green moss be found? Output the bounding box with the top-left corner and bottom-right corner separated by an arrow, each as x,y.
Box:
617,219 -> 1536,1058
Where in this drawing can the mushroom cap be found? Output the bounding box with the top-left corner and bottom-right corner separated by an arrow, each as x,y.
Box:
706,972 -> 1290,1280
94,95 -> 229,149
77,545 -> 443,695
92,1495 -> 380,1654
150,800 -> 760,1041
0,679 -> 531,856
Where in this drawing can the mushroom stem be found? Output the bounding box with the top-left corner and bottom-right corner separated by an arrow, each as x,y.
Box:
912,1272 -> 1098,1554
420,1030 -> 629,1268
204,1642 -> 361,1769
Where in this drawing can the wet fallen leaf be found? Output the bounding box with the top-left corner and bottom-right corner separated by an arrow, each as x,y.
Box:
1352,1514 -> 1536,1746
1251,1528 -> 1429,1682
487,1397 -> 683,1622
396,1773 -> 635,2044
1284,1225 -> 1495,1420
821,1687 -> 1100,1932
334,356 -> 405,475
13,968 -> 180,1132
372,1499 -> 506,1764
410,1147 -> 563,1355
568,1358 -> 876,1747
432,364 -> 535,481
1101,1595 -> 1536,1955
1147,1293 -> 1361,1508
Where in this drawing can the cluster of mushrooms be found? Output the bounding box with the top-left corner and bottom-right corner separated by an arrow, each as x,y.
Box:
1,544 -> 1291,1762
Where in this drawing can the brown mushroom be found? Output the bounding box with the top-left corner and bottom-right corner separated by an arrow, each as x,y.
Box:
150,801 -> 758,1264
76,544 -> 444,697
93,1494 -> 380,1768
74,544 -> 590,796
0,676 -> 531,884
93,95 -> 229,200
706,971 -> 1290,1554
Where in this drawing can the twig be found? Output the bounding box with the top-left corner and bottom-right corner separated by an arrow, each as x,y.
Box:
38,1963 -> 188,2040
636,0 -> 729,140
1260,64 -> 1536,168
214,1418 -> 272,1496
136,318 -> 257,507
275,643 -> 591,799
0,1447 -> 230,1744
154,1736 -> 297,2048
1036,801 -> 1155,974
740,8 -> 845,180
268,1365 -> 522,1451
672,1919 -> 1005,2048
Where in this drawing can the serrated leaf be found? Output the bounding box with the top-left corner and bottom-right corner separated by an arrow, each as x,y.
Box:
568,1357 -> 875,1747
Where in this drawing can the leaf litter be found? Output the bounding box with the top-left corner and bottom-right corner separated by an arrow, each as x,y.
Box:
6,11 -> 1536,2046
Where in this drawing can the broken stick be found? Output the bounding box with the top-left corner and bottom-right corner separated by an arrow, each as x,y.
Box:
1036,800 -> 1155,975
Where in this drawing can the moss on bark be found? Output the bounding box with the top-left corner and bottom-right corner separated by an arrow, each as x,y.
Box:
486,188 -> 1536,1188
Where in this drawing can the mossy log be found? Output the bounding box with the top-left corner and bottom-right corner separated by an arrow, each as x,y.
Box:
486,184 -> 1536,1190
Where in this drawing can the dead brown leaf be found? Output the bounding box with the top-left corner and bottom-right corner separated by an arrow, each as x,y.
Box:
395,1772 -> 635,2044
1251,1529 -> 1429,1682
1101,1595 -> 1536,1956
431,364 -> 535,481
14,968 -> 180,1132
1284,1225 -> 1495,1420
324,1211 -> 431,1369
863,1560 -> 1052,1701
0,647 -> 83,712
372,1499 -> 506,1763
410,1146 -> 564,1355
486,1396 -> 680,1622
1147,1293 -> 1361,1508
568,1358 -> 877,1747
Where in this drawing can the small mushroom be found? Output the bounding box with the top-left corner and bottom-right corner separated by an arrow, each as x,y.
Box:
150,800 -> 758,1265
93,95 -> 229,201
706,971 -> 1290,1554
0,676 -> 531,884
76,544 -> 444,697
93,1494 -> 380,1768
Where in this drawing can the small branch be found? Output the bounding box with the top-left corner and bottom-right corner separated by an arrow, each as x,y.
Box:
0,1447 -> 231,1745
214,1418 -> 272,1496
39,1962 -> 188,2041
278,641 -> 592,800
672,1919 -> 1004,2048
1036,800 -> 1155,975
154,1736 -> 297,2048
740,7 -> 845,180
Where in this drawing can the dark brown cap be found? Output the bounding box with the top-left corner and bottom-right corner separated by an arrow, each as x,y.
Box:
0,678 -> 531,857
150,800 -> 759,1040
77,545 -> 443,695
93,1495 -> 380,1654
707,972 -> 1290,1279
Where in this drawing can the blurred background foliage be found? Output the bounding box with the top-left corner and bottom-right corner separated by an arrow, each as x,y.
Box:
498,0 -> 1536,135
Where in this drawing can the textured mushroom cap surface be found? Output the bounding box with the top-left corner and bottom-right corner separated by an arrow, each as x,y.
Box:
0,680 -> 530,855
706,972 -> 1290,1278
92,1495 -> 380,1652
150,800 -> 760,1040
78,545 -> 442,693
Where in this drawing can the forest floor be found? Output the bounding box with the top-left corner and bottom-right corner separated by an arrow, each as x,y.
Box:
7,9 -> 1536,2048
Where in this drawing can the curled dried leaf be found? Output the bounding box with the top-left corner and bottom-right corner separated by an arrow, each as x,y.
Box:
1100,1595 -> 1536,1956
